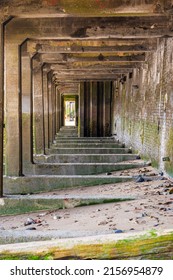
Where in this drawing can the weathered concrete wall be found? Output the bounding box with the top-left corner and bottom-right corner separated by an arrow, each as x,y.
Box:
112,38 -> 173,176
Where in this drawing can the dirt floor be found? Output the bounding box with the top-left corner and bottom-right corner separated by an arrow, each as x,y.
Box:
0,164 -> 173,238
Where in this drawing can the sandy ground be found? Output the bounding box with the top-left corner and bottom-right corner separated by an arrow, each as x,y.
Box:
0,165 -> 173,237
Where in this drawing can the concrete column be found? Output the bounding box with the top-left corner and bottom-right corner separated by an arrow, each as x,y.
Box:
104,81 -> 111,137
75,95 -> 79,128
79,82 -> 84,137
42,68 -> 49,149
59,93 -> 62,129
5,42 -> 21,176
0,22 -> 4,195
84,82 -> 90,137
61,95 -> 65,128
97,82 -> 104,137
32,63 -> 44,155
111,81 -> 116,135
56,87 -> 60,133
48,75 -> 53,145
52,83 -> 56,139
55,88 -> 60,134
54,85 -> 57,134
90,82 -> 98,137
21,51 -> 33,173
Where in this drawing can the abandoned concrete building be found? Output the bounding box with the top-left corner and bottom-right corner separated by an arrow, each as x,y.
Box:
0,1 -> 173,258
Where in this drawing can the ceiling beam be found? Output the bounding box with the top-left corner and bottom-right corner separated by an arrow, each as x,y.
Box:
7,16 -> 173,42
27,38 -> 157,53
50,62 -> 140,70
41,53 -> 145,63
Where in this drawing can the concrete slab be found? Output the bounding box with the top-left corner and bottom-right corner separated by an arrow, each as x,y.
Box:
32,162 -> 144,175
52,143 -> 126,148
46,148 -> 129,154
55,137 -> 115,140
54,139 -> 116,143
34,154 -> 138,164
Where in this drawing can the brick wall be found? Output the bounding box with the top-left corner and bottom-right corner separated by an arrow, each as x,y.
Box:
112,38 -> 173,176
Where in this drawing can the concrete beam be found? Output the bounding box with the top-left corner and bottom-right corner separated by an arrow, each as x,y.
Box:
28,38 -> 157,53
54,69 -> 134,75
0,0 -> 170,17
41,53 -> 146,64
54,76 -> 126,82
6,16 -> 172,43
51,61 -> 142,69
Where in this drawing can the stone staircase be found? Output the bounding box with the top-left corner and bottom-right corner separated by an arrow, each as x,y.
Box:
4,126 -> 146,194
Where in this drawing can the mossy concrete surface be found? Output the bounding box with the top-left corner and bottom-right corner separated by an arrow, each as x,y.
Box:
3,175 -> 133,195
0,197 -> 133,216
0,230 -> 172,260
165,127 -> 173,177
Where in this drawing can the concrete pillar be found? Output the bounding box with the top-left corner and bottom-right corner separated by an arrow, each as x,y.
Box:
5,42 -> 21,176
32,62 -> 44,155
47,74 -> 53,145
59,93 -> 62,129
104,81 -> 111,137
56,87 -> 60,133
54,85 -> 57,134
84,82 -> 90,137
79,82 -> 84,137
97,82 -> 104,137
52,83 -> 56,139
21,51 -> 33,173
75,95 -> 79,127
0,22 -> 4,195
42,68 -> 49,149
90,82 -> 98,137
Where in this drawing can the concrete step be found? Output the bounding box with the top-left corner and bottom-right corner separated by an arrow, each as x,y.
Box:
35,154 -> 137,164
3,175 -> 133,195
32,162 -> 144,175
51,143 -> 125,148
56,133 -> 78,137
55,137 -> 115,140
0,195 -> 134,216
60,126 -> 77,130
54,138 -> 116,143
45,147 -> 129,155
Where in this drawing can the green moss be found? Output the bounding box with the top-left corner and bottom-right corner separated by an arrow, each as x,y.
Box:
0,197 -> 134,216
3,118 -> 7,175
165,127 -> 173,177
1,232 -> 173,260
0,199 -> 64,216
0,253 -> 54,260
22,113 -> 30,125
76,198 -> 133,208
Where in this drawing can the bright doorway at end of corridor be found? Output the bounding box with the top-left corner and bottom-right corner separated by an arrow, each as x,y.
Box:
64,99 -> 76,126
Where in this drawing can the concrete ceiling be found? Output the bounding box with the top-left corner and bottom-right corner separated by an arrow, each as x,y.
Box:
2,0 -> 173,87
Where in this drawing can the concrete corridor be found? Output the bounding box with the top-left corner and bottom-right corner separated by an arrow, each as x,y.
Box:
0,1 -> 173,258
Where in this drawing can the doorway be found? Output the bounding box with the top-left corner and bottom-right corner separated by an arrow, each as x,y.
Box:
64,99 -> 76,126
